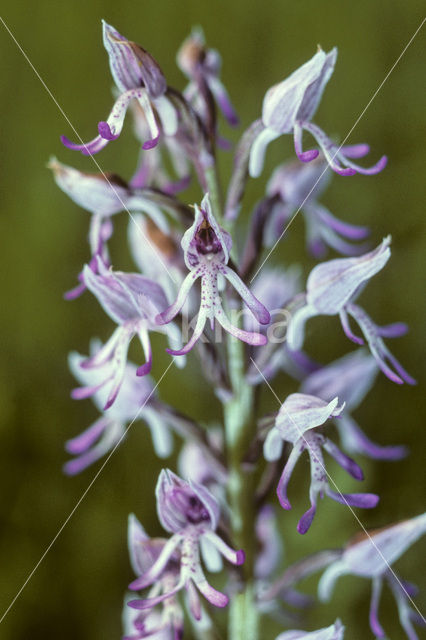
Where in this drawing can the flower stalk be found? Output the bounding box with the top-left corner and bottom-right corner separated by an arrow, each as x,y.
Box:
224,332 -> 259,640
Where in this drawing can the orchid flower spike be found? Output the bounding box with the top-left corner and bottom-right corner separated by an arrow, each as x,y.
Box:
156,193 -> 270,355
177,26 -> 239,131
318,513 -> 426,640
128,470 -> 245,621
287,237 -> 416,385
76,258 -> 182,409
301,349 -> 408,460
264,393 -> 379,533
266,158 -> 370,256
125,514 -> 184,639
65,346 -> 174,475
275,619 -> 345,640
249,47 -> 386,178
61,21 -> 177,155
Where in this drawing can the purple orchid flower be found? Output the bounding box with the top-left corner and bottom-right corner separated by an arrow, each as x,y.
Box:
177,27 -> 239,135
249,47 -> 386,178
287,237 -> 416,385
125,514 -> 184,639
61,21 -> 177,155
318,513 -> 426,640
301,349 -> 408,460
156,193 -> 270,355
264,393 -> 379,533
64,346 -> 174,475
275,619 -> 345,640
77,258 -> 183,409
49,158 -> 176,298
266,158 -> 370,256
128,470 -> 244,619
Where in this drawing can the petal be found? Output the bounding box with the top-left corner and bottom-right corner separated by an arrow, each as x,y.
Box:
48,158 -> 129,217
306,237 -> 391,314
215,305 -> 267,346
136,328 -> 153,377
297,502 -> 317,535
322,438 -> 364,480
156,271 -> 200,325
166,308 -> 208,356
325,488 -> 379,509
144,408 -> 174,459
369,577 -> 386,638
276,440 -> 305,509
199,536 -> 223,573
102,21 -> 166,96
221,266 -> 270,324
301,122 -> 356,176
263,427 -> 284,462
318,561 -> 348,602
61,133 -> 110,156
343,513 -> 426,577
208,75 -> 239,126
313,203 -> 369,240
335,414 -> 408,461
275,394 -> 344,442
128,577 -> 185,609
248,127 -> 281,178
129,533 -> 183,590
287,304 -> 317,351
202,531 -> 245,566
347,304 -> 416,385
194,578 -> 229,608
65,416 -> 109,454
294,122 -> 319,162
300,349 -> 378,412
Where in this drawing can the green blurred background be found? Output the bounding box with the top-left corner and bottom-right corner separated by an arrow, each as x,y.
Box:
0,1 -> 425,638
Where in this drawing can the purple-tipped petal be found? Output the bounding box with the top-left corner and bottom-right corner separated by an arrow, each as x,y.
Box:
194,579 -> 229,608
98,120 -> 119,140
326,489 -> 379,509
369,577 -> 386,638
65,416 -> 108,454
221,265 -> 270,324
297,503 -> 317,534
276,441 -> 305,509
294,123 -> 320,162
377,321 -> 408,338
203,531 -> 245,566
339,309 -> 365,345
142,135 -> 160,150
215,307 -> 267,346
301,122 -> 356,176
322,438 -> 364,480
61,134 -> 109,156
341,143 -> 370,158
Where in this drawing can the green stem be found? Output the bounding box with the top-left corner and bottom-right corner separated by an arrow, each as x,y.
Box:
204,162 -> 224,224
224,335 -> 259,640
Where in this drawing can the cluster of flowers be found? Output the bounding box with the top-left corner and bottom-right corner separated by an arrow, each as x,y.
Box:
53,20 -> 424,640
